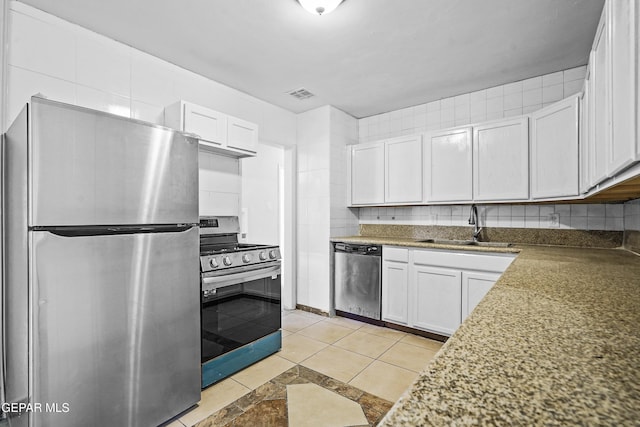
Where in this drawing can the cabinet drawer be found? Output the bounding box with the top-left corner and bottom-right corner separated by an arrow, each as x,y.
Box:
383,246 -> 409,262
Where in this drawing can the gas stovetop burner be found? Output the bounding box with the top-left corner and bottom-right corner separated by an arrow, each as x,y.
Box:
198,216 -> 281,273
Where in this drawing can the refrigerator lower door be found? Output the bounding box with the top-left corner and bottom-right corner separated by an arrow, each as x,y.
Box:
26,227 -> 200,427
30,97 -> 198,227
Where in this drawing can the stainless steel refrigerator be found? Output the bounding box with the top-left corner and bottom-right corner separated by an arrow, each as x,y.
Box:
2,96 -> 201,427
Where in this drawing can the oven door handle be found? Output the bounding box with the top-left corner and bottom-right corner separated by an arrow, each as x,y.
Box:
202,264 -> 281,290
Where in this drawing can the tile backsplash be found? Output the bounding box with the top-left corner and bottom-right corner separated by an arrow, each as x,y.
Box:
358,66 -> 586,143
625,199 -> 640,231
359,203 -> 625,231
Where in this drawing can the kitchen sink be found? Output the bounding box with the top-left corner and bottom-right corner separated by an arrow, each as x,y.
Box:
416,239 -> 513,248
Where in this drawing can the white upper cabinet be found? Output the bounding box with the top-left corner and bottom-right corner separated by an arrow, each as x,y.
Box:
473,117 -> 529,201
608,0 -> 638,175
183,102 -> 227,146
424,127 -> 473,202
530,96 -> 580,199
590,8 -> 610,186
385,135 -> 423,204
579,77 -> 591,194
164,101 -> 258,158
227,116 -> 258,154
351,143 -> 385,205
637,0 -> 640,160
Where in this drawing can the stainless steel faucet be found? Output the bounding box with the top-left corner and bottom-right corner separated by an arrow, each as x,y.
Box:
468,204 -> 482,242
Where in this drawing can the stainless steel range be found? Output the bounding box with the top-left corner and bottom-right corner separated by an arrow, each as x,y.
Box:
199,216 -> 282,388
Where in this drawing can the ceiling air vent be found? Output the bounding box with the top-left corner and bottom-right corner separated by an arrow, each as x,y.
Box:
287,87 -> 315,100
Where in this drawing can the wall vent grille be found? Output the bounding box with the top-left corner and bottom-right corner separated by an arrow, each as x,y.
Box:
287,88 -> 315,100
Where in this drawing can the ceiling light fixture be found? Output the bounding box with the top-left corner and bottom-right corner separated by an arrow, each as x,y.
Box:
298,0 -> 344,16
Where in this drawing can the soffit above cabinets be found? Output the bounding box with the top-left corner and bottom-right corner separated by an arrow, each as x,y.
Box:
18,0 -> 605,118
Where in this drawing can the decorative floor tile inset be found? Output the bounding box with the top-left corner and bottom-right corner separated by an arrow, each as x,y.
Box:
194,365 -> 393,427
287,383 -> 368,427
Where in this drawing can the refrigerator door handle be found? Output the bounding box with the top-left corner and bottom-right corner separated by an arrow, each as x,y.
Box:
31,224 -> 196,237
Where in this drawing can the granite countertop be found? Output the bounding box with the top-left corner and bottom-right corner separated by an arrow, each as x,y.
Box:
333,236 -> 640,425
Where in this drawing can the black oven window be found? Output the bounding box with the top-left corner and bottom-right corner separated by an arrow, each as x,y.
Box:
201,275 -> 281,363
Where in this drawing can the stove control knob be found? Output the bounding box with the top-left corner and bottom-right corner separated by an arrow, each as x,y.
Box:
269,250 -> 277,259
209,258 -> 219,268
259,251 -> 268,261
242,254 -> 252,263
223,256 -> 232,266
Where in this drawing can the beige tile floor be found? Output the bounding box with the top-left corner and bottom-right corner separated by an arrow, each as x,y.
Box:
168,309 -> 443,427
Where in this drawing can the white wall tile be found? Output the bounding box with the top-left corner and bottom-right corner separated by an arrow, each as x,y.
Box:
486,85 -> 503,99
76,35 -> 131,97
8,65 -> 77,123
486,97 -> 504,113
542,84 -> 564,103
427,100 -> 440,112
504,107 -> 523,117
523,76 -> 542,91
542,71 -> 564,86
503,81 -> 523,95
563,66 -> 587,82
504,92 -> 523,110
76,86 -> 131,117
440,107 -> 454,124
563,80 -> 583,97
523,88 -> 543,107
523,104 -> 542,114
131,100 -> 164,125
9,11 -> 76,81
441,97 -> 454,109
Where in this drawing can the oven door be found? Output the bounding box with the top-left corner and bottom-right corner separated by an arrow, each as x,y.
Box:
201,262 -> 281,364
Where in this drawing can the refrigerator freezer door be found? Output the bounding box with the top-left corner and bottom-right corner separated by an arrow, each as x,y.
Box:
30,97 -> 198,227
27,227 -> 200,427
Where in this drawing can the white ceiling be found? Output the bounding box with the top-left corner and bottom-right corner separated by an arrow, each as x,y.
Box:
19,0 -> 605,118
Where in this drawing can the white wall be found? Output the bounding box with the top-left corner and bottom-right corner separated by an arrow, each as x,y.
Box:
297,106 -> 331,311
3,2 -> 298,217
240,143 -> 285,245
296,106 -> 359,312
359,66 -> 587,143
329,107 -> 359,238
624,199 -> 640,231
4,3 -> 296,142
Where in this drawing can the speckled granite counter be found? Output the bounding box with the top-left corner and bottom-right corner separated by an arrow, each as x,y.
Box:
333,236 -> 640,425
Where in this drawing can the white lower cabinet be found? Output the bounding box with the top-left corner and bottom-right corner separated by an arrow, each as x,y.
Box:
382,260 -> 409,325
382,246 -> 516,337
382,247 -> 409,324
461,271 -> 501,321
411,265 -> 462,336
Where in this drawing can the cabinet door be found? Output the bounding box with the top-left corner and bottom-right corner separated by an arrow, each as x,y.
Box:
608,0 -> 638,175
351,143 -> 385,205
382,260 -> 409,325
461,271 -> 500,321
579,78 -> 591,194
530,96 -> 579,199
424,127 -> 472,202
183,102 -> 227,146
385,135 -> 423,203
227,116 -> 258,154
473,117 -> 529,201
410,265 -> 461,336
590,8 -> 610,186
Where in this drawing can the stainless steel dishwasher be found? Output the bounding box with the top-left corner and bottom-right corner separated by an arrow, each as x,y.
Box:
333,242 -> 382,320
